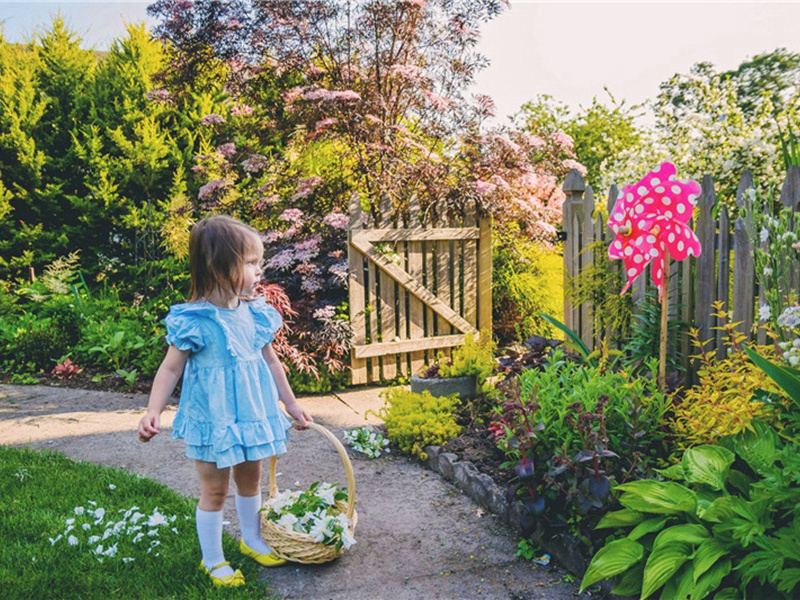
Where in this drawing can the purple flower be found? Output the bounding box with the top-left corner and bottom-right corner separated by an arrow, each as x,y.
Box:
198,179 -> 228,201
294,234 -> 322,252
300,276 -> 323,293
279,208 -> 304,223
230,104 -> 253,117
216,143 -> 237,158
145,88 -> 172,103
313,305 -> 337,320
329,261 -> 349,285
266,248 -> 296,271
242,153 -> 267,173
201,113 -> 226,125
323,211 -> 349,230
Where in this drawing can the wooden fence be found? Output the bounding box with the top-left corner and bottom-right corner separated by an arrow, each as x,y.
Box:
347,194 -> 492,384
562,166 -> 800,366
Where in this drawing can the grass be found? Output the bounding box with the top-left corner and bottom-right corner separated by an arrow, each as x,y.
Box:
0,446 -> 280,600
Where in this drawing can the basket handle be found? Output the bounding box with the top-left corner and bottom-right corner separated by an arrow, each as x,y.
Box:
267,422 -> 357,520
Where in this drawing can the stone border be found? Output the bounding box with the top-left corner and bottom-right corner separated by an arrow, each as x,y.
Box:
424,445 -> 617,597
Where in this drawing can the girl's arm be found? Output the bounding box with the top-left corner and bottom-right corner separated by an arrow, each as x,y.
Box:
262,344 -> 313,429
138,345 -> 190,442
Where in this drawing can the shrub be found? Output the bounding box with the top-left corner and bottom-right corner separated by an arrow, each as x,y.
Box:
670,320 -> 788,450
419,331 -> 495,389
581,423 -> 800,598
376,388 -> 462,461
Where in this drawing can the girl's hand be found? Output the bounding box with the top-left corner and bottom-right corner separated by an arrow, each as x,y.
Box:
138,412 -> 161,442
284,401 -> 313,430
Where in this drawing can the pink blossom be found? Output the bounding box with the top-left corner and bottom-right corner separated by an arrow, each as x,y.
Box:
323,211 -> 349,230
300,276 -> 323,294
227,18 -> 242,30
550,131 -> 575,150
267,248 -> 296,271
262,231 -> 282,244
474,94 -> 495,117
329,261 -> 349,284
216,143 -> 236,158
400,0 -> 426,7
313,305 -> 337,320
294,234 -> 322,252
474,180 -> 497,195
282,86 -> 305,105
230,104 -> 254,117
201,113 -> 225,125
490,175 -> 511,190
198,179 -> 227,201
523,134 -> 546,150
145,88 -> 172,103
315,117 -> 338,131
303,88 -> 332,101
279,208 -> 304,223
296,263 -> 320,276
424,91 -> 454,111
291,176 -> 323,200
562,159 -> 587,176
388,64 -> 421,80
242,153 -> 267,173
331,90 -> 361,101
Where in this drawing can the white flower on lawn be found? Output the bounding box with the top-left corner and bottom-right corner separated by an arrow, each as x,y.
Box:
132,532 -> 144,544
82,523 -> 91,531
64,524 -> 75,533
49,535 -> 62,546
65,518 -> 75,526
94,545 -> 104,555
108,484 -> 116,490
122,557 -> 134,563
759,304 -> 772,321
88,535 -> 101,544
74,507 -> 85,515
93,508 -> 105,522
88,501 -> 97,506
104,544 -> 118,557
276,513 -> 299,529
147,529 -> 159,537
67,535 -> 79,546
102,528 -> 114,541
130,512 -> 144,524
147,512 -> 168,527
171,528 -> 179,534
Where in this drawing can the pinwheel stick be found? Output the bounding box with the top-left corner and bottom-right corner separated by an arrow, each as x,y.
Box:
658,254 -> 669,391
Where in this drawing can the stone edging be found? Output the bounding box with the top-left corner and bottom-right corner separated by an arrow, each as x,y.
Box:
424,445 -> 616,596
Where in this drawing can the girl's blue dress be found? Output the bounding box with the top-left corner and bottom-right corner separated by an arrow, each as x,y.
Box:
165,297 -> 292,468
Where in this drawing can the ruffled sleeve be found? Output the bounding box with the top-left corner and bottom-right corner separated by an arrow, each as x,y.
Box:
164,304 -> 205,353
248,297 -> 283,348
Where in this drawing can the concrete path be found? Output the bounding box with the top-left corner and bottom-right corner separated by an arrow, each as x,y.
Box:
0,384 -> 587,599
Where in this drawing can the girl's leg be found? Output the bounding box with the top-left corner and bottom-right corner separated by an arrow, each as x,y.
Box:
195,461 -> 236,578
232,460 -> 278,557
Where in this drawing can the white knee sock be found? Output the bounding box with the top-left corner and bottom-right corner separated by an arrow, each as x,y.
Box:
235,493 -> 273,554
196,507 -> 235,577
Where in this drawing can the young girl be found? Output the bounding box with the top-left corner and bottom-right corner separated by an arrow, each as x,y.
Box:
138,215 -> 312,587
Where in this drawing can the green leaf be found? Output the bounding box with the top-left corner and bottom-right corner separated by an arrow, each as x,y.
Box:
611,562 -> 644,596
642,544 -> 692,599
540,312 -> 592,362
596,509 -> 647,530
629,517 -> 672,541
713,588 -> 742,600
691,559 -> 731,600
743,345 -> 800,406
692,537 -> 731,583
682,445 -> 734,491
616,480 -> 698,515
777,567 -> 800,594
653,524 -> 710,547
657,464 -> 686,481
580,538 -> 644,592
733,421 -> 781,476
660,564 -> 694,600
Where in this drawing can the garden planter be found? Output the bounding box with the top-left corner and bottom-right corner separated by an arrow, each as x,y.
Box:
410,374 -> 478,400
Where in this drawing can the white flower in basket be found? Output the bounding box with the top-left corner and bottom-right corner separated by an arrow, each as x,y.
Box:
263,482 -> 356,552
260,422 -> 358,564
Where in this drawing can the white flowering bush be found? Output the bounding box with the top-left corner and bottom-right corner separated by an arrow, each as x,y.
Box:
343,426 -> 390,459
263,482 -> 355,551
48,499 -> 184,563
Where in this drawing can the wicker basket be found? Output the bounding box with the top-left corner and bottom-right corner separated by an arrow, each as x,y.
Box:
261,422 -> 358,564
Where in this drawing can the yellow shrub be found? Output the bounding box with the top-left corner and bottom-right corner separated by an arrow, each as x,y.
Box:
670,341 -> 787,449
377,388 -> 462,461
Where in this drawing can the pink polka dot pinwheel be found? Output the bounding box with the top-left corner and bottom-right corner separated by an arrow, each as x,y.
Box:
607,162 -> 701,299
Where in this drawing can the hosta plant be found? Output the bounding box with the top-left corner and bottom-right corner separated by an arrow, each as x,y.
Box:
580,423 -> 800,598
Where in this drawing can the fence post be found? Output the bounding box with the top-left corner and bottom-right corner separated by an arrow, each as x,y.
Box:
694,175 -> 716,352
715,204 -> 731,360
348,192 -> 367,384
733,171 -> 755,339
562,169 -> 587,339
781,166 -> 800,298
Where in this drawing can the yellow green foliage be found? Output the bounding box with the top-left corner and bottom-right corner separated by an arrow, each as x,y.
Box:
671,319 -> 788,449
377,388 -> 462,461
435,330 -> 495,388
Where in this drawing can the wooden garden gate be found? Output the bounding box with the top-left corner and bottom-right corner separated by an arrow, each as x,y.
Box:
347,193 -> 492,384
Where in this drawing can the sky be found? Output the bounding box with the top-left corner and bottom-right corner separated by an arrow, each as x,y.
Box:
1,1 -> 799,125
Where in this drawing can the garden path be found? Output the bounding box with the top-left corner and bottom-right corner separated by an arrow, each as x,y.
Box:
0,384 -> 586,599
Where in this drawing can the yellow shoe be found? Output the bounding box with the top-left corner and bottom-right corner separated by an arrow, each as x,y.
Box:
199,560 -> 245,587
239,539 -> 287,567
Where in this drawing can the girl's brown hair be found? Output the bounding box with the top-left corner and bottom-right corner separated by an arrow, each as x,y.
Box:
188,215 -> 263,302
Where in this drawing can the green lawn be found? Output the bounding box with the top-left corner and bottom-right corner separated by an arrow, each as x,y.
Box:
0,446 -> 279,600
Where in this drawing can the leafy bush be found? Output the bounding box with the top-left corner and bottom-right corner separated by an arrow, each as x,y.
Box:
376,388 -> 462,461
493,227 -> 563,345
490,350 -> 671,531
670,320 -> 787,449
581,423 -> 800,598
419,331 -> 495,389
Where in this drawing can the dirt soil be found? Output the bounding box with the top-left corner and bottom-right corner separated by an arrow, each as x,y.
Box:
0,383 -> 593,599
